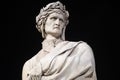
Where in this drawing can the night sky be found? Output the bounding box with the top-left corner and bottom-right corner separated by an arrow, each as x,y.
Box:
7,0 -> 118,80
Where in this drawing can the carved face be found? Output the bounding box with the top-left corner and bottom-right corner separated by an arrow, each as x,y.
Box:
45,12 -> 65,38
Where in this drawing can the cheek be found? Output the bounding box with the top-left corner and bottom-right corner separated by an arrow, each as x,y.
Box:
45,21 -> 52,29
60,23 -> 65,29
59,25 -> 65,33
45,21 -> 50,27
46,20 -> 54,26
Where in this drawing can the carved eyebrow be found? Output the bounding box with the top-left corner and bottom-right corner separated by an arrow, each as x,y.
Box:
50,16 -> 64,21
49,14 -> 64,22
50,16 -> 57,20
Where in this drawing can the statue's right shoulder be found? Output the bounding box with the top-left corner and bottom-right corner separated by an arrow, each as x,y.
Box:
23,53 -> 37,69
23,49 -> 43,69
22,58 -> 32,71
22,58 -> 32,80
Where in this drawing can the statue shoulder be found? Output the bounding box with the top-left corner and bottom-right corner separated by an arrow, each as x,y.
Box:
76,41 -> 95,64
76,41 -> 93,51
22,58 -> 34,71
68,40 -> 94,57
22,49 -> 43,70
65,40 -> 86,46
63,40 -> 92,49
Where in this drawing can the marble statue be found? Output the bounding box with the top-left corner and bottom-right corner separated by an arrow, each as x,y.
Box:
22,1 -> 97,80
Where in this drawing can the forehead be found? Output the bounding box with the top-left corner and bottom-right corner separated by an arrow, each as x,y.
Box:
48,12 -> 65,19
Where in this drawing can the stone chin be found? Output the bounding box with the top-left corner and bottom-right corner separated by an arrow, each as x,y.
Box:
45,31 -> 62,38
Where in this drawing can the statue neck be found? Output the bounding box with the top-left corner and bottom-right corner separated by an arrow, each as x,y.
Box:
42,37 -> 63,52
45,34 -> 60,40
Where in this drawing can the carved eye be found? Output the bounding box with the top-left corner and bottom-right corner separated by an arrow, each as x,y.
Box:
50,17 -> 57,20
59,18 -> 64,22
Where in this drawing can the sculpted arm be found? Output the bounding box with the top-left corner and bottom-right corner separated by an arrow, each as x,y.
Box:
22,61 -> 42,80
75,43 -> 97,80
22,61 -> 30,80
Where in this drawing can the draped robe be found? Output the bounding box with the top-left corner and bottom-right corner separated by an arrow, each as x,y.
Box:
22,40 -> 97,80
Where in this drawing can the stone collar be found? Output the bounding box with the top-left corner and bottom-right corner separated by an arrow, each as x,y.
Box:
42,39 -> 63,52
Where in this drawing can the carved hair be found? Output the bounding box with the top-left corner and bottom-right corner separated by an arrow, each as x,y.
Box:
36,1 -> 69,40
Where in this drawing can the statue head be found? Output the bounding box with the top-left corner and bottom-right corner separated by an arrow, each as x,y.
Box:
36,1 -> 69,40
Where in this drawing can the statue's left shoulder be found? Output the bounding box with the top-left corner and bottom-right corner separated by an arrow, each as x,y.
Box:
77,41 -> 92,51
77,41 -> 95,64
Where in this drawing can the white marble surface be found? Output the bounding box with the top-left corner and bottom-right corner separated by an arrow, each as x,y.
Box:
22,1 -> 97,80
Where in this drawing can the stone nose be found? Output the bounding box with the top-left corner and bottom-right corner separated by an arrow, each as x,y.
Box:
55,19 -> 60,26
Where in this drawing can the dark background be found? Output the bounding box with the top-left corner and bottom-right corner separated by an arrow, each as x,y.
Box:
7,0 -> 118,80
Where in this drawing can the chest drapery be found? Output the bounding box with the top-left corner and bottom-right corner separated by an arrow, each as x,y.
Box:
27,41 -> 97,80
